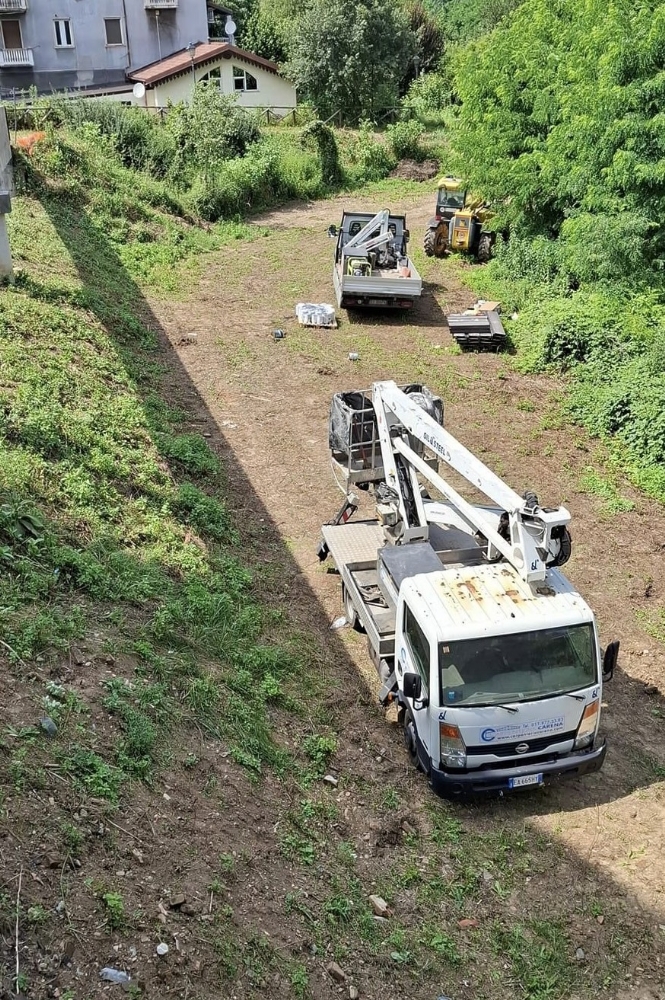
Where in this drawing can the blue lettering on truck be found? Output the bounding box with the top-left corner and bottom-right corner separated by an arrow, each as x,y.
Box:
480,717 -> 565,743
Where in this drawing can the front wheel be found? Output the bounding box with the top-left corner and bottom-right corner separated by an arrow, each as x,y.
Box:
424,223 -> 449,258
403,707 -> 425,773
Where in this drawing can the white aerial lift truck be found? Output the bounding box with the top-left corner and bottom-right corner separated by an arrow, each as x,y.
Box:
318,382 -> 618,796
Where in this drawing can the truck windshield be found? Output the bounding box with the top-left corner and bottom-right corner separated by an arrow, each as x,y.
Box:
439,624 -> 597,707
439,190 -> 465,210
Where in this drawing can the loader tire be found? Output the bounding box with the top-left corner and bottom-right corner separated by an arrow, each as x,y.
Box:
477,233 -> 493,263
424,224 -> 448,258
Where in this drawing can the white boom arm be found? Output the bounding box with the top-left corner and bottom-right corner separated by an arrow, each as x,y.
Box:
372,381 -> 570,584
343,209 -> 393,256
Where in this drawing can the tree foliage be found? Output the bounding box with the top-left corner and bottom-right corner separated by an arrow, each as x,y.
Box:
439,0 -> 525,43
405,1 -> 445,75
449,0 -> 665,500
166,85 -> 261,183
287,0 -> 415,123
450,0 -> 665,271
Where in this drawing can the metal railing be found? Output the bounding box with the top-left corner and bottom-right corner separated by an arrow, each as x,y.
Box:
0,48 -> 33,66
0,0 -> 27,11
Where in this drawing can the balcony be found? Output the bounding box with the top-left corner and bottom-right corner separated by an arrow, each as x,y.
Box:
144,0 -> 178,8
0,47 -> 33,66
0,0 -> 28,12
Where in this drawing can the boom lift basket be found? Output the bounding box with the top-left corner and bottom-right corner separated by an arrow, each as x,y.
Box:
329,385 -> 443,486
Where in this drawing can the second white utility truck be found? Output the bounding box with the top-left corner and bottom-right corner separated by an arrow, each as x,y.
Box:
318,382 -> 617,796
329,210 -> 422,310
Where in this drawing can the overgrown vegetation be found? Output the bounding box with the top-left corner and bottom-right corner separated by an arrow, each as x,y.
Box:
17,88 -> 412,228
0,130 -> 311,797
440,0 -> 665,502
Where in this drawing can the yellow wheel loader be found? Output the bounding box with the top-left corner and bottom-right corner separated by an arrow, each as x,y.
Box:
423,177 -> 495,262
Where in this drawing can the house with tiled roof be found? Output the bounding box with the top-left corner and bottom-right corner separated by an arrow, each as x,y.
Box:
127,40 -> 296,113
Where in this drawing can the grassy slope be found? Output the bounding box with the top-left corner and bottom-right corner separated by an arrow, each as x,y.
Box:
0,132 -> 648,999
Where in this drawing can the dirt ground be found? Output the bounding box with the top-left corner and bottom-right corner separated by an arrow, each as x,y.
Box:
4,185 -> 665,1000
147,186 -> 665,993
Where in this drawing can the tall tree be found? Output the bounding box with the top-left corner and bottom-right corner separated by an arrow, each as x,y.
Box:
288,0 -> 415,123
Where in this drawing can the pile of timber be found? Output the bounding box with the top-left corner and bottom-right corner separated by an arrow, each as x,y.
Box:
446,300 -> 506,350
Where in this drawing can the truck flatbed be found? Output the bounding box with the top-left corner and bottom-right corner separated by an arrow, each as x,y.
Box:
332,210 -> 422,309
322,515 -> 489,661
322,520 -> 397,658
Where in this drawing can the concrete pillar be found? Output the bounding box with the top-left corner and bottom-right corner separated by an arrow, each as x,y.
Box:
0,213 -> 13,279
0,108 -> 13,280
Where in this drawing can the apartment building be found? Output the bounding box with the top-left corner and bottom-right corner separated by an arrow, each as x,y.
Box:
0,0 -> 221,93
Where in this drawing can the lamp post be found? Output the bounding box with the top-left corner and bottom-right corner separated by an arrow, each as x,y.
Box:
186,41 -> 197,101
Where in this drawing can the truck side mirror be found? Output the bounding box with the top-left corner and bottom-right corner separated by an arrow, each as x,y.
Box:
602,640 -> 619,682
403,672 -> 421,700
403,672 -> 428,708
327,225 -> 337,238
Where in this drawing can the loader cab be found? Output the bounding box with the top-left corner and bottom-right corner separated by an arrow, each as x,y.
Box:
436,179 -> 467,221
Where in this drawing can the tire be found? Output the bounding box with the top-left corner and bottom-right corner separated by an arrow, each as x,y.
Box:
424,224 -> 448,258
403,707 -> 425,773
476,233 -> 493,263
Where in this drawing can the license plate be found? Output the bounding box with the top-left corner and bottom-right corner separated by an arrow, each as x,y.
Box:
368,298 -> 387,306
508,773 -> 543,789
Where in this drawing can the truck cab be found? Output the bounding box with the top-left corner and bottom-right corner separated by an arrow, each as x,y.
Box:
397,562 -> 609,794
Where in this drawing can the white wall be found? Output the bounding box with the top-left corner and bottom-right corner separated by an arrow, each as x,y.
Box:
147,56 -> 296,110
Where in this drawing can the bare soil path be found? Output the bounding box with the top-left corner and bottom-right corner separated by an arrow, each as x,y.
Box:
146,185 -> 665,1000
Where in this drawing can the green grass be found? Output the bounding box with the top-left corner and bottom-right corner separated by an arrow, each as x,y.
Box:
0,132 -> 313,809
578,467 -> 635,517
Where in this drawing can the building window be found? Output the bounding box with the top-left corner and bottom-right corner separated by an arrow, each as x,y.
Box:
200,67 -> 221,87
104,18 -> 124,46
233,66 -> 258,92
54,19 -> 73,48
1,19 -> 23,50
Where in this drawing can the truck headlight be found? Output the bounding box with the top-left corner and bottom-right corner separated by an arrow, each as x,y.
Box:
440,722 -> 466,769
574,700 -> 599,749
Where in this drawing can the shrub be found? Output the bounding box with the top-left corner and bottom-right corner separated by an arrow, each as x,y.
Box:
401,72 -> 452,123
300,121 -> 342,185
347,121 -> 395,182
166,85 -> 261,183
385,119 -> 426,161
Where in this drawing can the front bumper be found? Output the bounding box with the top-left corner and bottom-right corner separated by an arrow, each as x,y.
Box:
429,739 -> 607,797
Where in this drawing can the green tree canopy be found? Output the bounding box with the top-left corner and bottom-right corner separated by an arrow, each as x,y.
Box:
450,0 -> 665,274
288,0 -> 416,123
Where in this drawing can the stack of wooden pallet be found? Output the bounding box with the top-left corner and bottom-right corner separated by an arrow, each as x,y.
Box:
447,300 -> 506,350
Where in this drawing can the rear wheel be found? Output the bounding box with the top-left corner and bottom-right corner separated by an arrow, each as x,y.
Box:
424,223 -> 449,258
476,232 -> 493,263
403,707 -> 425,772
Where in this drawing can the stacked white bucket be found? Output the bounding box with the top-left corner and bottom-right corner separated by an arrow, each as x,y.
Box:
295,303 -> 336,328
